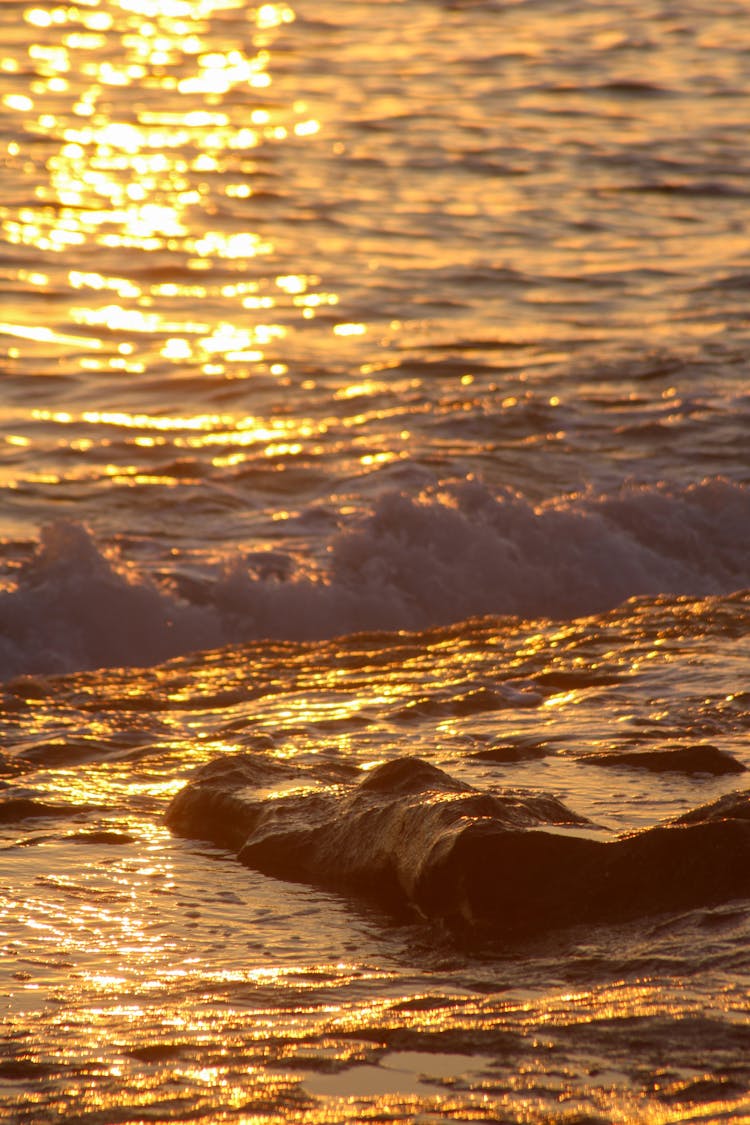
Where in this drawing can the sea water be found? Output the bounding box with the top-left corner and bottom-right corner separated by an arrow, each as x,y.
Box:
1,0 -> 749,1120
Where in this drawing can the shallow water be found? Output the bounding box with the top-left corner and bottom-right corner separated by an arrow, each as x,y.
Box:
1,0 -> 749,1121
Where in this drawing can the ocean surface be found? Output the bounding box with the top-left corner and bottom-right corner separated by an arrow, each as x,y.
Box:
1,0 -> 749,1120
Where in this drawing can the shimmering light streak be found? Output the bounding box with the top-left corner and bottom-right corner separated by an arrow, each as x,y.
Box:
0,323 -> 102,348
1,0 -> 325,376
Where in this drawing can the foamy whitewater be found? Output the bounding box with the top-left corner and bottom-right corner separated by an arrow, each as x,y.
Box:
1,0 -> 749,1121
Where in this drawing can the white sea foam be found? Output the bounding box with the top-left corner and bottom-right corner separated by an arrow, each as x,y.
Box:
0,478 -> 747,679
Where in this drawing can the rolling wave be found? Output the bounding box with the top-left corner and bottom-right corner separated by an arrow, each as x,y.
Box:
0,477 -> 747,679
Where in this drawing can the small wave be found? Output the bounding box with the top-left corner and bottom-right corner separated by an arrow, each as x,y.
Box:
577,745 -> 746,775
0,794 -> 96,824
167,755 -> 750,939
0,477 -> 747,679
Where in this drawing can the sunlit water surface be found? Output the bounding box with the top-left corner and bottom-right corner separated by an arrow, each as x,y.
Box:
1,0 -> 749,1121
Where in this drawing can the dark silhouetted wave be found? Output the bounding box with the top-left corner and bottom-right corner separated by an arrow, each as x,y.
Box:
167,755 -> 750,940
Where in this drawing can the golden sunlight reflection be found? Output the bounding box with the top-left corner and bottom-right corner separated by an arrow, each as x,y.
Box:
2,609 -> 748,1124
29,405 -> 331,467
1,0 -> 331,378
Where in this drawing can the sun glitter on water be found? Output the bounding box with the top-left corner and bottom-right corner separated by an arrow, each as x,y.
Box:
1,0 -> 329,380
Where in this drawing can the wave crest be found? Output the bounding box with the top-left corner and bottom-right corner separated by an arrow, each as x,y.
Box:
0,477 -> 747,678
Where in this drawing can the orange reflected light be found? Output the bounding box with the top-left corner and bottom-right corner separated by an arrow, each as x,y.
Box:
3,0 -> 326,375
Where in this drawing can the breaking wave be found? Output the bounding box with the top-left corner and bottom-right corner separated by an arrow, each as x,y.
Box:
0,476 -> 747,679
